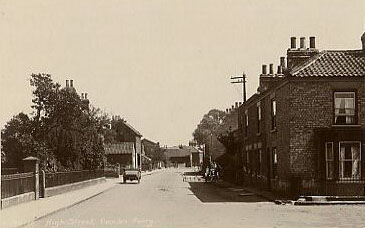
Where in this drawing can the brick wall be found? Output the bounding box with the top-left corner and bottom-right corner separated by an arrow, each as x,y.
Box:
288,79 -> 365,178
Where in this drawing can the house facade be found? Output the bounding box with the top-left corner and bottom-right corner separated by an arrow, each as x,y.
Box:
142,139 -> 164,169
104,142 -> 136,168
237,34 -> 365,196
110,117 -> 143,169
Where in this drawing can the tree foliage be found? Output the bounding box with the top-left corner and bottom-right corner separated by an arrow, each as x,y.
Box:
192,109 -> 226,146
1,73 -> 107,171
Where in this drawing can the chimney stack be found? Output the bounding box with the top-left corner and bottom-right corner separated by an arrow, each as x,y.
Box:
290,37 -> 296,49
66,80 -> 69,87
70,80 -> 74,87
231,105 -> 234,110
235,102 -> 238,108
81,93 -> 84,99
85,93 -> 88,99
226,108 -> 229,113
262,64 -> 267,75
361,32 -> 365,51
239,102 -> 242,106
300,37 -> 306,49
287,36 -> 319,70
309,36 -> 316,49
269,64 -> 274,75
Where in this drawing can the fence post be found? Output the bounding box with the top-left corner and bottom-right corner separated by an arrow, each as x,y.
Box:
23,156 -> 39,200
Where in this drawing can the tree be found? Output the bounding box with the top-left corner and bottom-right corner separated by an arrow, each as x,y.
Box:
192,109 -> 226,146
2,73 -> 108,171
1,112 -> 54,170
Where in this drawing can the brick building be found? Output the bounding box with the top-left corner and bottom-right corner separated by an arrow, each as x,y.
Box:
164,145 -> 201,168
142,139 -> 164,169
104,142 -> 136,168
109,117 -> 143,169
237,34 -> 365,196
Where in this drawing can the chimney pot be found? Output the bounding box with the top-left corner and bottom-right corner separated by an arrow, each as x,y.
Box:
280,57 -> 286,68
309,36 -> 316,49
226,108 -> 229,113
66,80 -> 69,87
269,64 -> 274,74
300,37 -> 306,49
85,93 -> 88,99
290,37 -> 296,49
235,102 -> 238,108
70,80 -> 74,87
262,64 -> 267,75
277,65 -> 282,74
81,93 -> 84,99
239,102 -> 242,106
231,105 -> 234,110
361,32 -> 365,51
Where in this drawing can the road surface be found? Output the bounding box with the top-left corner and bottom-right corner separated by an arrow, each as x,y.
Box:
25,168 -> 365,228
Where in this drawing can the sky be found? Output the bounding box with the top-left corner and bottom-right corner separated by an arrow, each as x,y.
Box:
1,0 -> 365,146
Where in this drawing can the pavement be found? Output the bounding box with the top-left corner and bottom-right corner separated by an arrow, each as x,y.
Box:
0,168 -> 164,228
215,179 -> 365,206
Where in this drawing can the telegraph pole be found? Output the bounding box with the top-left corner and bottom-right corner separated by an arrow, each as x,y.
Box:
230,72 -> 247,103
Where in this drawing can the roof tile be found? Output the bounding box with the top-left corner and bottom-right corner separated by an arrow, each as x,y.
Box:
291,50 -> 365,77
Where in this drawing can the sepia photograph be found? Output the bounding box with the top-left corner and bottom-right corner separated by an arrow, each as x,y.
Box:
1,0 -> 365,227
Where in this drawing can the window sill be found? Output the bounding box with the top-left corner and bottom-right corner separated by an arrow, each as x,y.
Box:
332,124 -> 361,128
326,179 -> 364,183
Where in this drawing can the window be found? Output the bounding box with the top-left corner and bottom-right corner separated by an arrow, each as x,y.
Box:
246,150 -> 250,164
258,149 -> 262,174
271,99 -> 277,130
325,142 -> 334,180
334,92 -> 356,125
272,148 -> 277,178
244,110 -> 248,137
257,103 -> 261,134
339,142 -> 361,179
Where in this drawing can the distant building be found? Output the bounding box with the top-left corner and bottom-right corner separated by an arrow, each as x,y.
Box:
104,142 -> 136,168
109,117 -> 143,169
142,139 -> 164,169
164,145 -> 202,168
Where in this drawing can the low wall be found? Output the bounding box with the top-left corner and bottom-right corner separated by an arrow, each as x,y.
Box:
45,177 -> 106,198
1,192 -> 35,209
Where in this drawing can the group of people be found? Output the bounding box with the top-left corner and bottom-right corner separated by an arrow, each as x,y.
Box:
204,161 -> 221,183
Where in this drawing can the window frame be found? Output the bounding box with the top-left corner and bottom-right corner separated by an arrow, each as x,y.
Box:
325,142 -> 334,180
257,103 -> 261,134
338,141 -> 361,180
272,147 -> 278,179
333,91 -> 357,125
271,99 -> 277,130
244,109 -> 249,138
258,149 -> 262,175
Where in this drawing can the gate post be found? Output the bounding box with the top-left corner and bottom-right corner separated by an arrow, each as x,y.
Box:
23,156 -> 40,200
40,170 -> 46,198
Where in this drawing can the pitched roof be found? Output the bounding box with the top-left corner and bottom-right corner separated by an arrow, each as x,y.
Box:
291,50 -> 365,77
164,146 -> 199,158
123,121 -> 142,137
104,142 -> 135,155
